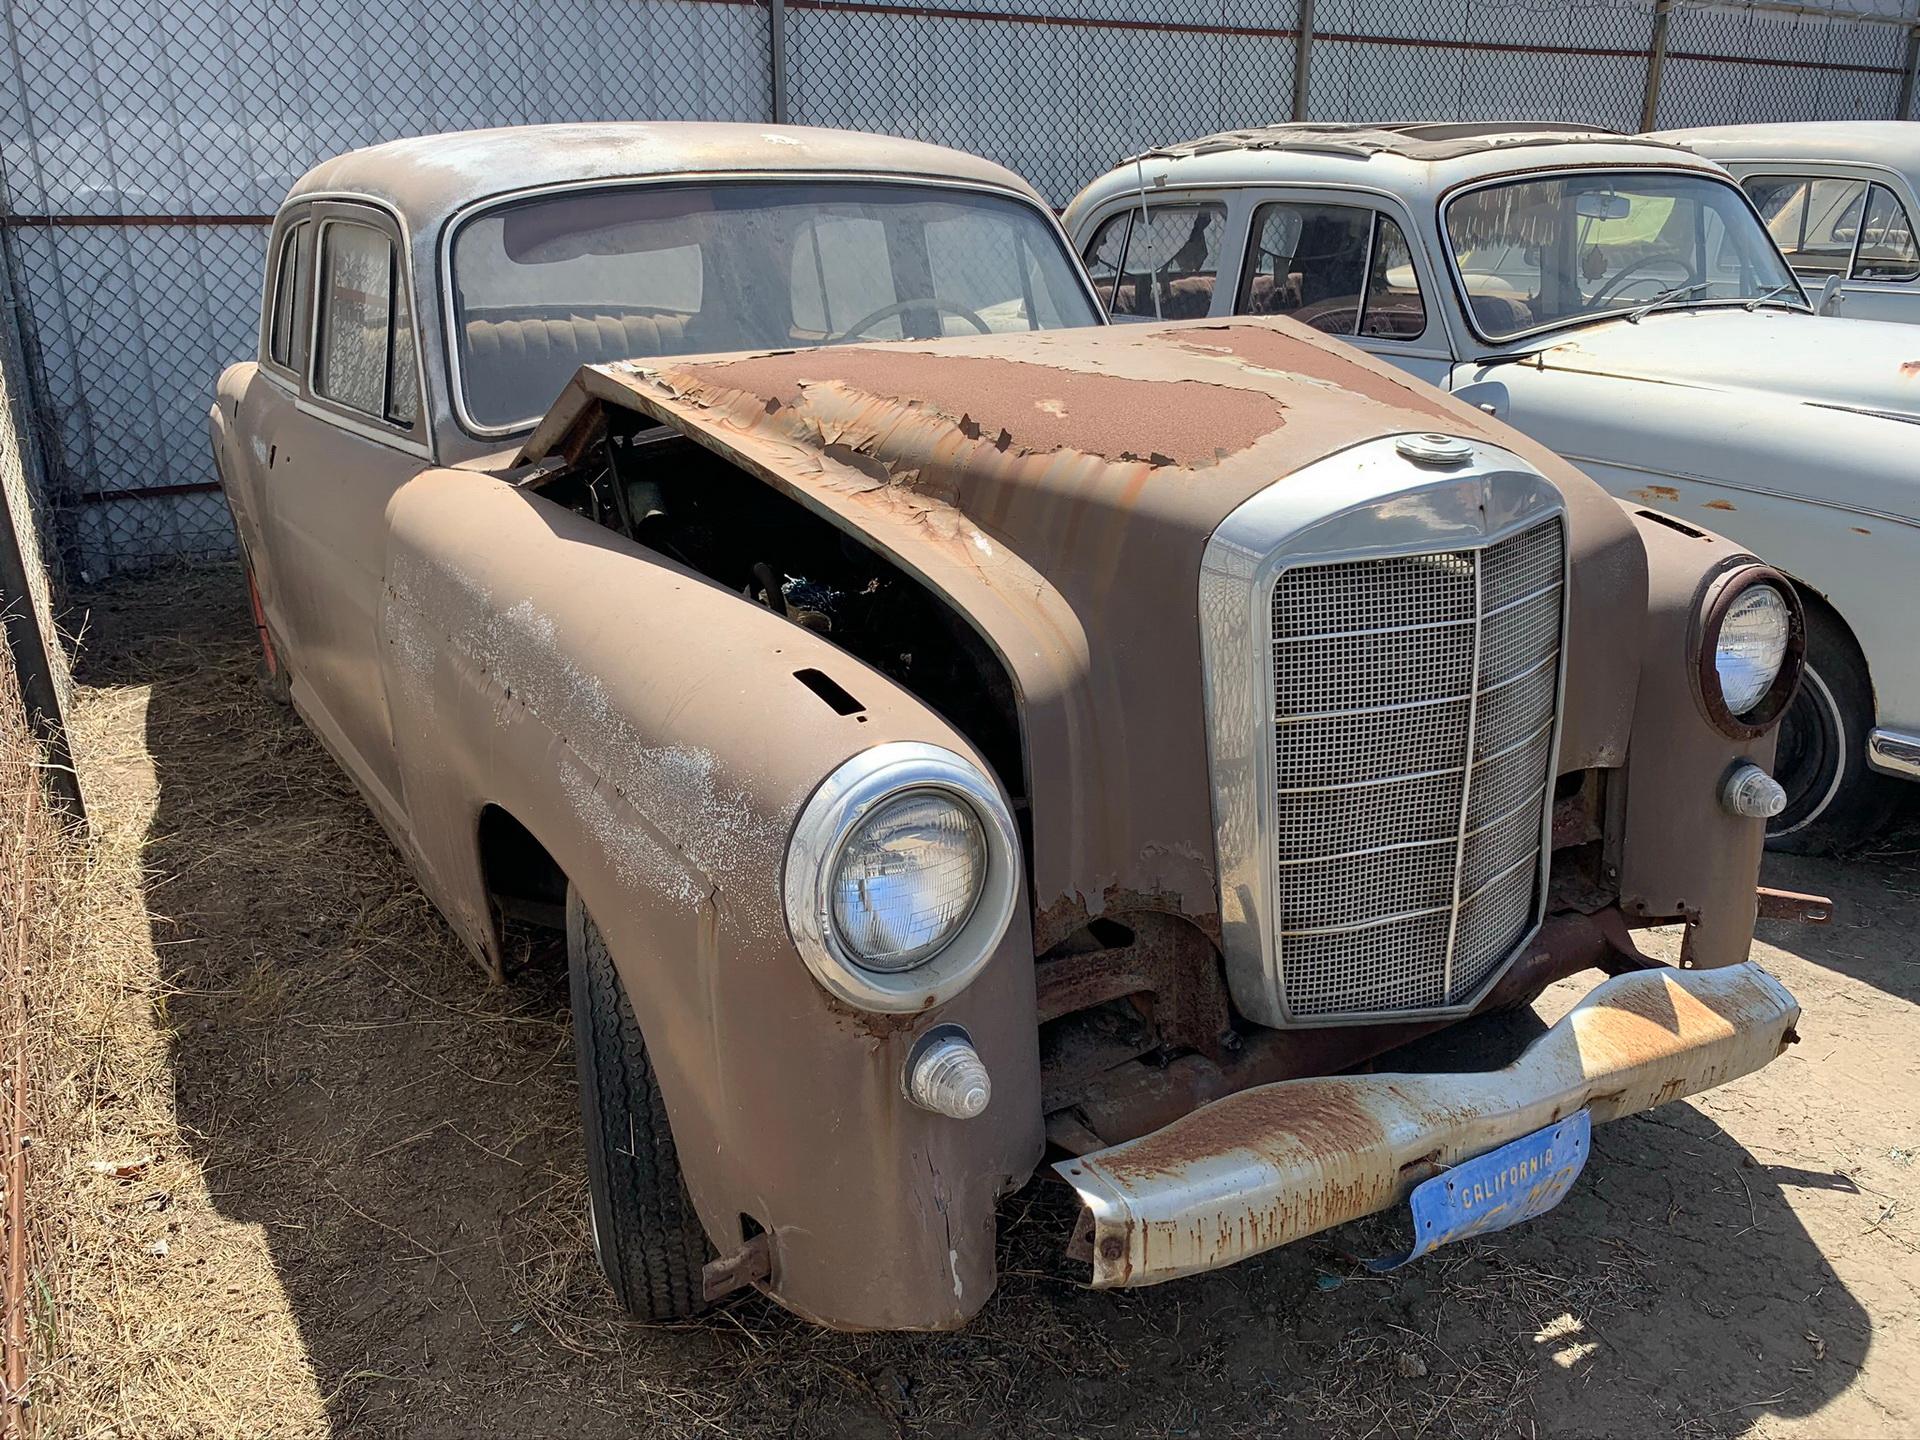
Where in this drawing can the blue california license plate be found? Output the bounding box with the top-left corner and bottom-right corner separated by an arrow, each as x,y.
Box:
1367,1110 -> 1592,1271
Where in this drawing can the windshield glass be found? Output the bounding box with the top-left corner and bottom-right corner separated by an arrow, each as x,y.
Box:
1442,171 -> 1802,341
451,179 -> 1101,430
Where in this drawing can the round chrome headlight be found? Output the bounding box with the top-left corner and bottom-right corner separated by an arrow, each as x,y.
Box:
1697,568 -> 1804,737
785,742 -> 1020,1012
830,791 -> 987,971
1715,584 -> 1792,716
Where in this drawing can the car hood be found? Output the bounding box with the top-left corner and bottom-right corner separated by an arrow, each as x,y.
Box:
1525,308 -> 1920,421
518,317 -> 1644,944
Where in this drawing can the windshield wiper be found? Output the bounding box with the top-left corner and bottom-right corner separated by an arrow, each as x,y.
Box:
1743,282 -> 1806,312
1624,282 -> 1711,324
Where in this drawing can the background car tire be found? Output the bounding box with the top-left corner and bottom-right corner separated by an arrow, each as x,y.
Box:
1768,606 -> 1899,855
566,887 -> 710,1321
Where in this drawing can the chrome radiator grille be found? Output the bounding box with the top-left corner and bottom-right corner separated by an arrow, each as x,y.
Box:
1269,518 -> 1564,1020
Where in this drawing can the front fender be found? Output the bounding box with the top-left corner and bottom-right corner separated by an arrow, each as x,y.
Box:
1491,365 -> 1920,736
1616,504 -> 1782,965
378,467 -> 1044,1331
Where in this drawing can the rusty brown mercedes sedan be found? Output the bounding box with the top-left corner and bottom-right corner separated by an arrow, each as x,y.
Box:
210,123 -> 1813,1332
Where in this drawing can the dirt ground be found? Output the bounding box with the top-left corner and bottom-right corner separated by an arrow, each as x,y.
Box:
33,563 -> 1920,1439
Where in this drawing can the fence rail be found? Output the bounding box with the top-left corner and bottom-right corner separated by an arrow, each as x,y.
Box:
0,0 -> 1915,580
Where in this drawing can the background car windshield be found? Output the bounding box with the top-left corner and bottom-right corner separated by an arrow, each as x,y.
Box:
452,179 -> 1100,429
1443,172 -> 1800,340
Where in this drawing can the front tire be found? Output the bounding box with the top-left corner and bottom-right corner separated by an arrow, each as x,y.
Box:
567,888 -> 710,1320
1768,607 -> 1899,854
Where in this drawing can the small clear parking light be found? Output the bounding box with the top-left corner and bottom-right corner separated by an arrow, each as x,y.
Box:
1721,761 -> 1787,819
904,1027 -> 991,1119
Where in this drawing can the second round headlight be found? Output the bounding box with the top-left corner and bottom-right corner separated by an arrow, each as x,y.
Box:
830,791 -> 986,971
1715,583 -> 1792,717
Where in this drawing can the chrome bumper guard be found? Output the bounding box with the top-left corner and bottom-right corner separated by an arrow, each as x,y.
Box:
1054,962 -> 1799,1288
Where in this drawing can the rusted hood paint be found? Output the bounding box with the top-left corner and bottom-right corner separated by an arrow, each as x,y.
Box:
519,318 -> 1647,948
1054,962 -> 1799,1287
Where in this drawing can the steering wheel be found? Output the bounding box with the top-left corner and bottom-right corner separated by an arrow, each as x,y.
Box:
1590,253 -> 1700,307
828,297 -> 992,344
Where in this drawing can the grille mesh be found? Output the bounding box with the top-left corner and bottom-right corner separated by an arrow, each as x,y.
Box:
1269,518 -> 1564,1019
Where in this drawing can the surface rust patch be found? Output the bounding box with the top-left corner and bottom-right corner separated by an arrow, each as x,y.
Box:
1167,323 -> 1461,425
671,347 -> 1290,470
1092,1079 -> 1390,1187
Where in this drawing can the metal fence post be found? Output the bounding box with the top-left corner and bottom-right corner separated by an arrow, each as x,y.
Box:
1899,24 -> 1920,121
769,0 -> 789,123
1639,0 -> 1673,132
1292,0 -> 1315,122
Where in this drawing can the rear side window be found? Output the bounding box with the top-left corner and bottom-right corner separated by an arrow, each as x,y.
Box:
1854,183 -> 1920,282
1743,175 -> 1866,276
266,219 -> 310,369
314,220 -> 418,428
1238,202 -> 1426,340
1082,202 -> 1227,320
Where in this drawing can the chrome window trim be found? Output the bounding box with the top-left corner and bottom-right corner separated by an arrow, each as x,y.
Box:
437,170 -> 1109,441
1199,434 -> 1568,1028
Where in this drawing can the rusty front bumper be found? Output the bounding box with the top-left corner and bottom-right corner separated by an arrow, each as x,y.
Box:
1054,962 -> 1799,1287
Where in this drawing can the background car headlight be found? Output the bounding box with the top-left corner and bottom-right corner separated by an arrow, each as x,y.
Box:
1715,584 -> 1791,716
785,742 -> 1020,1012
1697,568 -> 1804,738
830,791 -> 986,971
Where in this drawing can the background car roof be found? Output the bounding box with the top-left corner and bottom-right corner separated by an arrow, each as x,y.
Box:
1649,120 -> 1920,179
1066,122 -> 1729,219
283,121 -> 1050,232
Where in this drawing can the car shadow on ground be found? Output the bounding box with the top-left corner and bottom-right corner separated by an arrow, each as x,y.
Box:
79,563 -> 1877,1439
1755,838 -> 1920,1009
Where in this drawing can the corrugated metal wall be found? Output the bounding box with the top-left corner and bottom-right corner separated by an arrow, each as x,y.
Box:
0,0 -> 1912,578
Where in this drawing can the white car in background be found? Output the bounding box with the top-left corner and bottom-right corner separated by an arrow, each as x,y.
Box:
1065,121 -> 1919,852
1650,121 -> 1920,324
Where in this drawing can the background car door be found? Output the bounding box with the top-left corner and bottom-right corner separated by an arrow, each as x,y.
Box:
1226,194 -> 1453,387
1743,171 -> 1920,324
260,200 -> 428,823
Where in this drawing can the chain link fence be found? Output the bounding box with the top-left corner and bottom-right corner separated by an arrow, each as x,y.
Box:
0,0 -> 1913,582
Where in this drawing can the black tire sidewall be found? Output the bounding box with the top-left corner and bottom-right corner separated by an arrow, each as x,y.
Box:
566,888 -> 710,1319
1768,609 -> 1894,854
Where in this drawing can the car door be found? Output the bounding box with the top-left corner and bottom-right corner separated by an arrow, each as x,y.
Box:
261,199 -> 429,824
1225,191 -> 1454,387
230,209 -> 313,631
1742,170 -> 1920,324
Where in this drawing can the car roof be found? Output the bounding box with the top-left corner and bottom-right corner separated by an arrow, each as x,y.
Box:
1138,121 -> 1643,162
1649,120 -> 1920,178
283,122 -> 1050,234
1067,122 -> 1725,217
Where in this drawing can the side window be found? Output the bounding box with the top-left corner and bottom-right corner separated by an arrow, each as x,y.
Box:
1101,203 -> 1226,320
790,217 -> 897,337
1360,216 -> 1427,339
314,220 -> 417,429
1082,212 -> 1131,309
1854,183 -> 1920,282
266,219 -> 310,369
1743,175 -> 1867,276
1238,202 -> 1371,335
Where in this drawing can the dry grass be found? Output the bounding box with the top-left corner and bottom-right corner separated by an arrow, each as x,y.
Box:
13,561 -> 1919,1438
0,649 -> 72,1435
